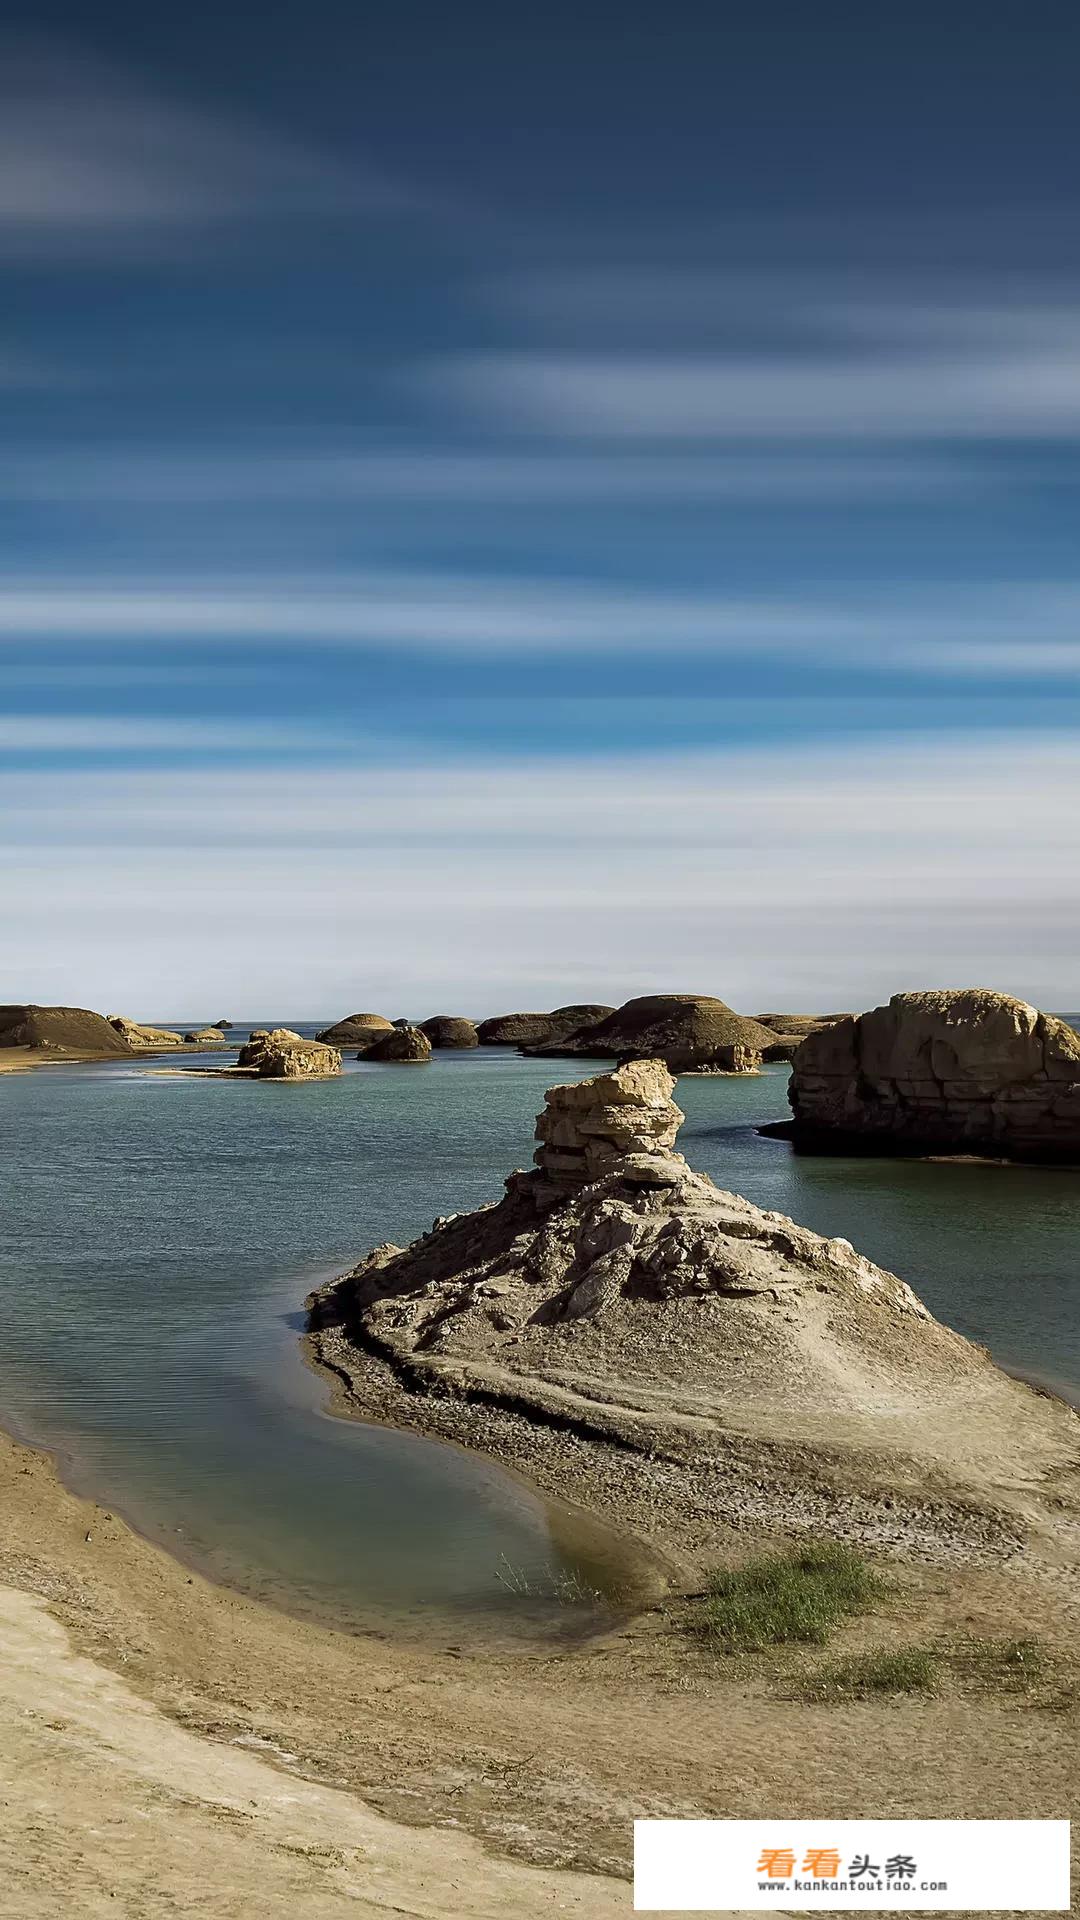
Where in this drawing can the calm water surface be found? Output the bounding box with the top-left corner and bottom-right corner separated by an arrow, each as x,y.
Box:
1,1033 -> 1077,1635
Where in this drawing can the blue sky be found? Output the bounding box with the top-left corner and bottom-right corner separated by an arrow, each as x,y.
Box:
3,3 -> 1080,1013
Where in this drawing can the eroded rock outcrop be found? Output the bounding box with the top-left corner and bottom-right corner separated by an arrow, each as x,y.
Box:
184,1027 -> 226,1043
420,1016 -> 479,1049
365,1025 -> 432,1063
309,1056 -> 1080,1565
315,1013 -> 393,1046
787,989 -> 1080,1162
238,1028 -> 342,1078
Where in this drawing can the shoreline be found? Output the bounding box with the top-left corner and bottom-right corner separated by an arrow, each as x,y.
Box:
0,1379 -> 1077,1905
0,1319 -> 1077,1910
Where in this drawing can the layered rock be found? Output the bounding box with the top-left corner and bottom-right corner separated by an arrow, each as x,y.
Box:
477,1005 -> 615,1048
310,1057 -> 1080,1561
183,1027 -> 225,1043
420,1016 -> 479,1049
787,989 -> 1080,1162
108,1017 -> 183,1048
315,1013 -> 393,1046
365,1025 -> 432,1063
533,1059 -> 685,1192
0,1005 -> 132,1055
527,994 -> 777,1070
238,1028 -> 341,1078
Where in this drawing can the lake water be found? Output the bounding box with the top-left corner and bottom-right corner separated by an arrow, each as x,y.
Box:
1,1032 -> 1078,1637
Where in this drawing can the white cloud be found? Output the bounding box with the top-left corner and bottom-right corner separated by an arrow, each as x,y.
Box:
0,36 -> 406,246
0,571 -> 1076,672
2,735 -> 1078,1012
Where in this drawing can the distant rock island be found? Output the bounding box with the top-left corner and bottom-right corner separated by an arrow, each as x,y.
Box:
419,1016 -> 479,1049
309,1057 -> 1080,1565
315,1013 -> 394,1046
364,1025 -> 431,1063
476,1006 -> 616,1048
783,988 -> 1080,1163
525,993 -> 782,1071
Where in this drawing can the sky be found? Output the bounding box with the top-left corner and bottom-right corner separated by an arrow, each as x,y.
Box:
3,2 -> 1080,1016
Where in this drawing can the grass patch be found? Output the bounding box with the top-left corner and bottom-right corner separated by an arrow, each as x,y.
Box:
802,1645 -> 939,1701
689,1543 -> 884,1653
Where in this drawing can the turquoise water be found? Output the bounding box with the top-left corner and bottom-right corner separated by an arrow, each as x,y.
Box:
0,1038 -> 1078,1636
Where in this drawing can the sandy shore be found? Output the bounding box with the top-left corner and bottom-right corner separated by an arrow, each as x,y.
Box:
0,1398 -> 1077,1915
0,1044 -> 232,1074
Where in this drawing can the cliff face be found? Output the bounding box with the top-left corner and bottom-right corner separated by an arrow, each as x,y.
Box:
788,989 -> 1080,1161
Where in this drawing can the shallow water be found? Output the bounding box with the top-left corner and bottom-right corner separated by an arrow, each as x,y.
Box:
0,1036 -> 1077,1636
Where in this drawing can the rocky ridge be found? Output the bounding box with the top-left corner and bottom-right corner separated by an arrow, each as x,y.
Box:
787,988 -> 1080,1162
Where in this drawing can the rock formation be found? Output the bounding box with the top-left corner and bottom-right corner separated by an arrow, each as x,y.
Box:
310,1056 -> 1080,1563
108,1017 -> 184,1048
364,1025 -> 432,1063
420,1016 -> 479,1049
526,995 -> 777,1070
238,1028 -> 342,1078
0,1005 -> 132,1055
786,989 -> 1080,1162
315,1013 -> 393,1046
183,1027 -> 226,1043
533,1059 -> 685,1193
476,1005 -> 615,1048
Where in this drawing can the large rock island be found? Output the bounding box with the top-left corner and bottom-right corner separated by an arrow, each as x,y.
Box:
785,988 -> 1080,1162
309,1058 -> 1079,1568
0,1004 -> 133,1059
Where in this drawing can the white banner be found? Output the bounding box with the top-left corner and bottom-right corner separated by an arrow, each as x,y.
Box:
634,1819 -> 1071,1911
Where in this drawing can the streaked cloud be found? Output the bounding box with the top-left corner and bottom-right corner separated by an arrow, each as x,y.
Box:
445,341 -> 1080,440
0,571 -> 1077,673
0,447 -> 990,505
0,716 -> 362,753
2,734 -> 1077,1011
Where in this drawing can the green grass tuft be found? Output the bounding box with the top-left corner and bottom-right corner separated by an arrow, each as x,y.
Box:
802,1645 -> 939,1700
690,1543 -> 884,1652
